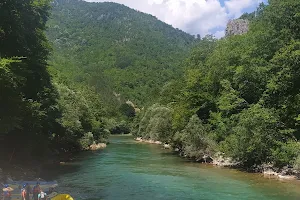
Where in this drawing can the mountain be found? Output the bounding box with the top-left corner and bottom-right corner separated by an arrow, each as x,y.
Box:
47,0 -> 196,107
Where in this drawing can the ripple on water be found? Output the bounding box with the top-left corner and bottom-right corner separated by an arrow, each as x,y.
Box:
46,136 -> 300,200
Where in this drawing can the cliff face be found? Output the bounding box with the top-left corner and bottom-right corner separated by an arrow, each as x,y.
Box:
225,19 -> 249,36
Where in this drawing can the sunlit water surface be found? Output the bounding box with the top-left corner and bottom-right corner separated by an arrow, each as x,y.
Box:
44,135 -> 300,200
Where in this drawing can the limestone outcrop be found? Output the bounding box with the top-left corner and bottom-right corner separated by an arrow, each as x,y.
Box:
225,19 -> 249,37
90,143 -> 107,151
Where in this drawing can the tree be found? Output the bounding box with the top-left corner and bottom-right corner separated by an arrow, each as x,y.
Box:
137,104 -> 173,142
0,0 -> 60,160
221,104 -> 288,167
173,115 -> 216,161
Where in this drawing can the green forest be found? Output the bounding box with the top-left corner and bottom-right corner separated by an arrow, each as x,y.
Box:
1,0 -> 300,175
133,1 -> 300,170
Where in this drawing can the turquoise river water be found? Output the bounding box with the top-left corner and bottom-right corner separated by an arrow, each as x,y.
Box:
46,135 -> 300,200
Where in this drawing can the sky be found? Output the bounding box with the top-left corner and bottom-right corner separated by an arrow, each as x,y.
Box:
84,0 -> 266,38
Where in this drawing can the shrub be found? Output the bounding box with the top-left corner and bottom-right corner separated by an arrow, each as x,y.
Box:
272,140 -> 300,168
177,115 -> 216,160
221,104 -> 283,167
137,104 -> 173,142
293,154 -> 300,170
79,132 -> 94,150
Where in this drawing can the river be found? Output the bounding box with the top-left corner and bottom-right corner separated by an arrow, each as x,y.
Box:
45,135 -> 300,200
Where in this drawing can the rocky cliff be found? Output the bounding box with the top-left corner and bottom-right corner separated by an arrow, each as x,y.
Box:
225,19 -> 249,36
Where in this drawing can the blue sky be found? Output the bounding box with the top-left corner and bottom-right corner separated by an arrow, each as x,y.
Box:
85,0 -> 267,38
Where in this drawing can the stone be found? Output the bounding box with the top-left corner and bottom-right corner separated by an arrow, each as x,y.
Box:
135,137 -> 143,141
225,19 -> 249,37
90,143 -> 107,151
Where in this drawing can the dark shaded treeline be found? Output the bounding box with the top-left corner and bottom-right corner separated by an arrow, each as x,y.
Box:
0,0 -> 62,165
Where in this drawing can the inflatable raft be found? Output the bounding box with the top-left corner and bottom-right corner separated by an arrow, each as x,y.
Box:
50,194 -> 74,200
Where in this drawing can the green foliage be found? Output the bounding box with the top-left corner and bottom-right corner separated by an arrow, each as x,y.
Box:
239,3 -> 266,21
271,141 -> 300,168
293,154 -> 300,170
79,132 -> 95,150
134,0 -> 300,169
221,105 -> 284,166
0,0 -> 62,160
217,80 -> 247,115
174,115 -> 216,160
263,41 -> 300,138
137,104 -> 173,142
0,58 -> 23,133
52,71 -> 108,150
2,0 -> 300,172
119,103 -> 136,118
46,0 -> 196,107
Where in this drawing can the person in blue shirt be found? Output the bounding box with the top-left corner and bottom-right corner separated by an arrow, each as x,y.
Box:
2,184 -> 12,200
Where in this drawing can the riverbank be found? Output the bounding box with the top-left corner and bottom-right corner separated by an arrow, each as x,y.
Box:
135,137 -> 171,148
134,137 -> 300,181
0,141 -> 108,183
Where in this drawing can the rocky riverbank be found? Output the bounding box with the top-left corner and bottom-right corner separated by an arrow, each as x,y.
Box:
134,137 -> 300,181
90,142 -> 107,151
262,165 -> 300,180
135,137 -> 171,149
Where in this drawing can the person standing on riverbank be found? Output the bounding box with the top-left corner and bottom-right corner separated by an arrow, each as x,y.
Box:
2,184 -> 12,200
21,184 -> 26,200
32,183 -> 41,200
25,183 -> 31,200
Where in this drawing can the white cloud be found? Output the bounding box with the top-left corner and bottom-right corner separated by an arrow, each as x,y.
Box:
214,30 -> 226,39
225,0 -> 258,18
84,0 -> 263,38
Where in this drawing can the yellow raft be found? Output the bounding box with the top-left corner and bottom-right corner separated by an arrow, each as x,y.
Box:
51,194 -> 74,200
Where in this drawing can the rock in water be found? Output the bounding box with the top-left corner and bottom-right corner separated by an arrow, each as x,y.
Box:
135,137 -> 143,141
90,143 -> 107,151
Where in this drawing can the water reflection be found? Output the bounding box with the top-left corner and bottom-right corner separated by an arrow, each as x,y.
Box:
42,135 -> 300,200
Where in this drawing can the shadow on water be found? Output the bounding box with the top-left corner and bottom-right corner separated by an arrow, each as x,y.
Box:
41,151 -> 105,180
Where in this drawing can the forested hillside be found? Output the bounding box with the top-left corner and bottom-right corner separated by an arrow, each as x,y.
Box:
0,0 -> 196,169
47,0 -> 196,107
134,0 -> 300,171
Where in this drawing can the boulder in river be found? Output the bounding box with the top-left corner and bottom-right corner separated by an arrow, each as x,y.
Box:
90,143 -> 107,151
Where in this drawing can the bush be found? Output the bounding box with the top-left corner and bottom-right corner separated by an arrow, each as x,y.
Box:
176,115 -> 216,160
221,104 -> 284,167
137,104 -> 173,142
293,155 -> 300,170
272,141 -> 300,168
79,132 -> 94,150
